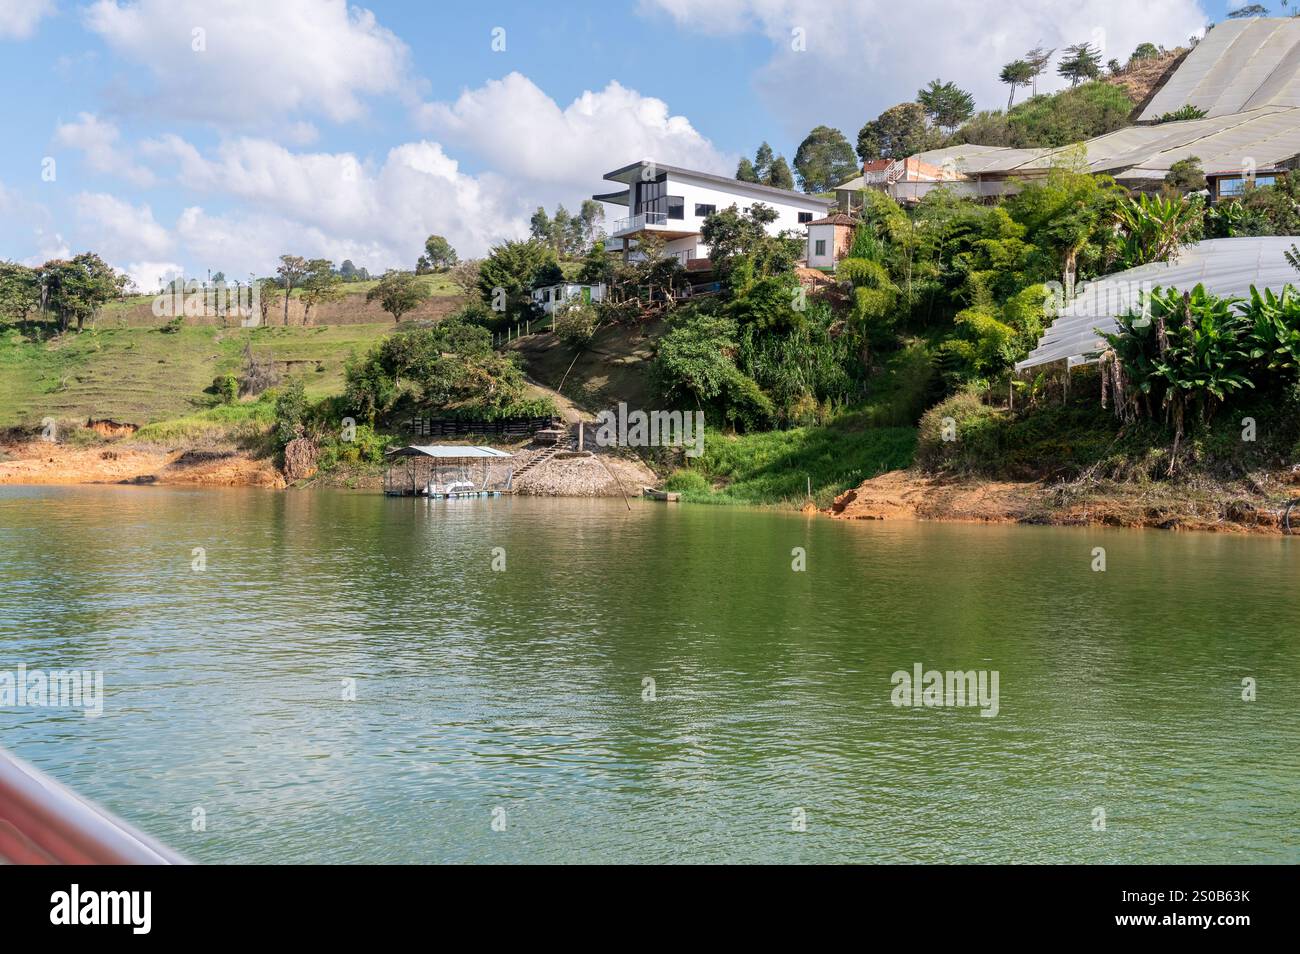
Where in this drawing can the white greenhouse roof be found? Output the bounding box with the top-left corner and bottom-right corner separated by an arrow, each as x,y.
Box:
1017,237 -> 1300,370
387,445 -> 513,459
1139,18 -> 1300,122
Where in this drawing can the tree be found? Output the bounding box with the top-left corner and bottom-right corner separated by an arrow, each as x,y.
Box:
766,156 -> 795,190
529,207 -> 552,242
417,234 -> 457,273
367,269 -> 429,322
257,277 -> 281,327
0,261 -> 42,326
298,258 -> 343,324
38,254 -> 128,332
754,142 -> 774,181
447,259 -> 481,299
476,239 -> 557,321
1025,46 -> 1055,97
1228,4 -> 1269,17
999,60 -> 1035,110
917,79 -> 975,133
1164,156 -> 1207,193
275,255 -> 308,326
792,125 -> 858,193
736,157 -> 760,183
857,102 -> 931,162
1113,193 -> 1203,269
578,199 -> 605,246
1130,42 -> 1160,62
1058,43 -> 1103,86
339,259 -> 360,281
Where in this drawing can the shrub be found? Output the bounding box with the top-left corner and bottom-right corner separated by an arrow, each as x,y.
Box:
551,299 -> 600,346
915,387 -> 1008,473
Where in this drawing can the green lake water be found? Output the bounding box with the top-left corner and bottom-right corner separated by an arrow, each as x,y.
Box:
0,484 -> 1296,863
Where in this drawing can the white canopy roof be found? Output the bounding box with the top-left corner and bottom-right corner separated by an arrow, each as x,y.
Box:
1017,237 -> 1300,370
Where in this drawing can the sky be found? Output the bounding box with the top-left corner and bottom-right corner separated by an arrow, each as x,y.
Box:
0,0 -> 1259,291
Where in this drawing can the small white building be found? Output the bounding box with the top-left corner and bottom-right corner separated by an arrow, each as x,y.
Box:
594,160 -> 833,267
805,212 -> 857,270
531,282 -> 606,315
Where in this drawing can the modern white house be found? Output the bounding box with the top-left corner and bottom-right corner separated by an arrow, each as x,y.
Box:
531,282 -> 606,315
594,160 -> 833,267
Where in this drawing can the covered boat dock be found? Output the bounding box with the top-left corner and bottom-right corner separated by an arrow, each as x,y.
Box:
383,445 -> 514,497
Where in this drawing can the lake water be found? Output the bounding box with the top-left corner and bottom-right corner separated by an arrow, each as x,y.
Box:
0,484 -> 1296,864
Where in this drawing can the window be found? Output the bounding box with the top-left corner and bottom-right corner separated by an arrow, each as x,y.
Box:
667,196 -> 685,220
634,175 -> 667,220
1218,175 -> 1276,197
694,203 -> 716,217
814,240 -> 827,257
798,211 -> 814,224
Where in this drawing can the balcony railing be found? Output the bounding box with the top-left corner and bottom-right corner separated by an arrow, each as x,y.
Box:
612,211 -> 668,236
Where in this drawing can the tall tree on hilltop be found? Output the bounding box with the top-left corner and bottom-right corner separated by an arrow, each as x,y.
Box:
917,79 -> 975,134
999,60 -> 1035,110
857,102 -> 931,162
1025,46 -> 1055,97
275,254 -> 307,326
1058,43 -> 1103,87
767,155 -> 795,190
736,157 -> 760,183
792,125 -> 858,193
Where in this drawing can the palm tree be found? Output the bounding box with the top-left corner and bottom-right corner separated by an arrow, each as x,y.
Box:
999,60 -> 1035,109
1024,46 -> 1055,97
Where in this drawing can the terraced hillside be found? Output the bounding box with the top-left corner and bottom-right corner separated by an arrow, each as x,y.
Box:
0,323 -> 393,429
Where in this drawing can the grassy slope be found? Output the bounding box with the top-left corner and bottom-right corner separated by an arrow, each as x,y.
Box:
0,322 -> 392,428
99,273 -> 461,317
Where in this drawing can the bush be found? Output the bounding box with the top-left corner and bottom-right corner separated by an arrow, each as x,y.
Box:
273,378 -> 308,450
213,373 -> 239,405
915,387 -> 1008,473
661,470 -> 711,494
551,299 -> 600,346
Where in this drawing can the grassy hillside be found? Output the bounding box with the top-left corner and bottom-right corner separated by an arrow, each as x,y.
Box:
0,322 -> 392,428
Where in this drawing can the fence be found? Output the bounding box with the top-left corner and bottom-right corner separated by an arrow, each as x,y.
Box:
405,416 -> 557,438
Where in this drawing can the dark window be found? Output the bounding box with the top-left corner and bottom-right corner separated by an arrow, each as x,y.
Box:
798,211 -> 813,224
634,175 -> 668,220
814,240 -> 826,257
694,203 -> 716,217
667,196 -> 685,220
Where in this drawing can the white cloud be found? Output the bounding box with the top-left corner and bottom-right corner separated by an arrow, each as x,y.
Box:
126,135 -> 529,277
82,0 -> 411,124
54,113 -> 156,187
0,0 -> 56,40
418,72 -> 732,185
641,0 -> 1210,136
73,193 -> 174,266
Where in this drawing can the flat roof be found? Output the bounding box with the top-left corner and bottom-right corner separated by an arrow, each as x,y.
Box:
386,445 -> 514,459
600,160 -> 833,208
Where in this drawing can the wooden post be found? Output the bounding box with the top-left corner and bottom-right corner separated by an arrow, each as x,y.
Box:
577,421 -> 583,452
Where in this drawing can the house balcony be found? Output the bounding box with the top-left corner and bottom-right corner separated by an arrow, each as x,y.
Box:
610,211 -> 698,241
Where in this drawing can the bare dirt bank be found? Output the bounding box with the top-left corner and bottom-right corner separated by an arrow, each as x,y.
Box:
0,440 -> 286,488
828,468 -> 1300,535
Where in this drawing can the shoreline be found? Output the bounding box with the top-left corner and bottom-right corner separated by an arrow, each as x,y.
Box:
8,439 -> 1299,535
827,468 -> 1300,535
0,438 -> 657,498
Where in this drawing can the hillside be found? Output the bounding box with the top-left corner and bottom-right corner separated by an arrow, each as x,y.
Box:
0,322 -> 395,429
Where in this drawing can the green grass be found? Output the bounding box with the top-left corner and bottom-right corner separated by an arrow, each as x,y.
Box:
131,398 -> 277,446
0,321 -> 392,428
99,273 -> 461,316
665,420 -> 917,507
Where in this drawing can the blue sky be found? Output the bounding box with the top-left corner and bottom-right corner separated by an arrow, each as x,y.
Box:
0,0 -> 1256,288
